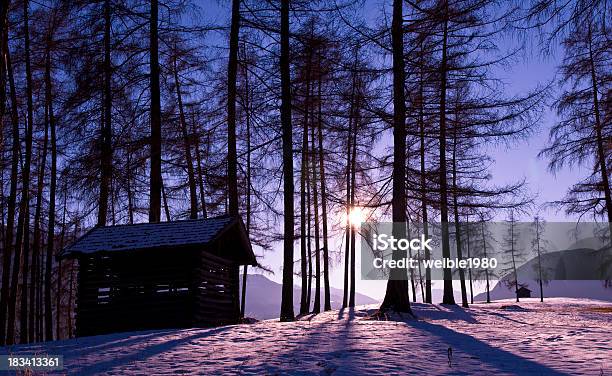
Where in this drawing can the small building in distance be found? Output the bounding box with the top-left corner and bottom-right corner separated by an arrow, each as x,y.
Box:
60,215 -> 256,337
517,286 -> 532,299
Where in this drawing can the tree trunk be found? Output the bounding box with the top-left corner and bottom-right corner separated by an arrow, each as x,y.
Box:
0,31 -> 19,346
465,215 -> 474,304
438,6 -> 455,305
310,107 -> 321,313
535,218 -> 544,302
173,55 -> 198,219
227,0 -> 240,217
148,0 -> 162,222
29,222 -> 38,343
29,105 -> 49,343
110,175 -> 116,225
0,1 -> 8,114
0,3 -> 6,150
316,73 -> 331,311
380,0 -> 411,313
67,260 -> 75,338
8,0 -> 34,344
509,215 -> 519,303
67,223 -> 79,339
451,121 -> 468,308
0,3 -> 8,162
348,83 -> 359,308
127,151 -> 134,224
192,117 -> 208,219
306,159 -> 312,308
404,185 -> 416,302
56,261 -> 61,339
37,248 -> 43,341
98,0 -> 113,227
57,183 -> 68,339
279,0 -> 295,322
161,176 -> 171,221
240,46 -> 252,319
419,74 -> 432,304
405,199 -> 417,303
342,56 -> 357,309
481,220 -> 491,303
299,54 -> 312,315
45,42 -> 58,341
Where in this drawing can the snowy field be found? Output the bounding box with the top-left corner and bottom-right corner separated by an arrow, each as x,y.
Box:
2,298 -> 610,375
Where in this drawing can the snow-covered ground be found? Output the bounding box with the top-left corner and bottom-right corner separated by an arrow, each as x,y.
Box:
2,298 -> 610,375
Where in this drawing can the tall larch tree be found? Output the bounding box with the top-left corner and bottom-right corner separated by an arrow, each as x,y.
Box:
380,0 -> 411,313
98,0 -> 113,226
8,0 -> 35,344
149,0 -> 162,222
0,0 -> 19,346
45,25 -> 58,340
279,0 -> 295,322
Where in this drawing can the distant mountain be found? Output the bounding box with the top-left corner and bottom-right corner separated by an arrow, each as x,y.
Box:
241,274 -> 378,320
474,247 -> 612,302
519,247 -> 611,280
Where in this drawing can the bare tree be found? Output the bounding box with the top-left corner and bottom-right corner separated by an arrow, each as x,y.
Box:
539,17 -> 611,232
45,26 -> 58,341
0,16 -> 20,347
227,0 -> 240,217
531,216 -> 548,302
30,95 -> 49,343
502,211 -> 525,303
8,0 -> 35,344
149,0 -> 162,222
98,0 -> 113,226
316,68 -> 332,311
380,0 -> 411,313
279,0 -> 295,322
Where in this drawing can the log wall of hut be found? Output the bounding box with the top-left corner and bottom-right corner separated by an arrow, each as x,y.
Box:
75,245 -> 240,337
193,249 -> 240,326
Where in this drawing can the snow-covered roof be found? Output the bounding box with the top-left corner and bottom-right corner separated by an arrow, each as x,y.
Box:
61,216 -> 255,263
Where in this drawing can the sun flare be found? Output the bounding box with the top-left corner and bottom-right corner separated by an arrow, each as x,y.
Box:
347,207 -> 364,227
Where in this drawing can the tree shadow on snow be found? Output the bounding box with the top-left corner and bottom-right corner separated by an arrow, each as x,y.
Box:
265,313 -> 358,375
407,320 -> 571,375
476,310 -> 532,326
369,303 -> 478,324
406,303 -> 478,323
47,329 -> 178,357
67,326 -> 234,375
337,306 -> 393,321
2,329 -> 177,361
257,308 -> 567,375
428,304 -> 478,324
336,306 -> 359,321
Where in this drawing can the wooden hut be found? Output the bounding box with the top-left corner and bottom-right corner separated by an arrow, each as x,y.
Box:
60,216 -> 256,337
517,286 -> 532,298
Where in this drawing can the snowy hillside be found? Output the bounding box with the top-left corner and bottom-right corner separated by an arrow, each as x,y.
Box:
3,298 -> 610,375
476,279 -> 612,302
473,244 -> 612,302
241,274 -> 378,319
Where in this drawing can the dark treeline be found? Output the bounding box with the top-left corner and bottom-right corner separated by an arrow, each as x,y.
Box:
0,0 -> 608,344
